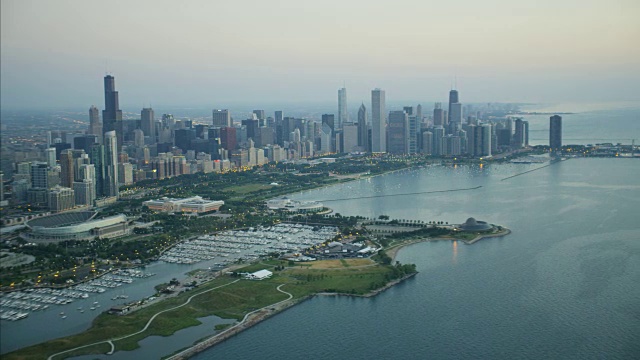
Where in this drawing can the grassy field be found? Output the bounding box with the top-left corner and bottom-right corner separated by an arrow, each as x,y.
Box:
5,262 -> 398,360
227,184 -> 273,195
304,258 -> 374,269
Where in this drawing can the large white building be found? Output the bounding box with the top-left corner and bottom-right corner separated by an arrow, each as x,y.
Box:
143,196 -> 224,214
23,211 -> 130,243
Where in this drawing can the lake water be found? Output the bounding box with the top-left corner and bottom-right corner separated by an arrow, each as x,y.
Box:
2,104 -> 639,358
191,158 -> 640,360
519,102 -> 639,146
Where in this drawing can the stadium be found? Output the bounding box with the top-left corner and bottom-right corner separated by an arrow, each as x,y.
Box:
22,211 -> 130,243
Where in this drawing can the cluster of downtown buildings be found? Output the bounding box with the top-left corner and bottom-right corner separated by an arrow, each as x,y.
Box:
0,75 -> 564,217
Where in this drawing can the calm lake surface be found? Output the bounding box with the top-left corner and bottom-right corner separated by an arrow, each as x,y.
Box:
191,158 -> 640,360
2,100 -> 639,357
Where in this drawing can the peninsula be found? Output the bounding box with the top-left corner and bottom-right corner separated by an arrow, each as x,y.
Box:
4,216 -> 509,360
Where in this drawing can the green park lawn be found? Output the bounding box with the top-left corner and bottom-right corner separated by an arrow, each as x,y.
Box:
5,263 -> 399,360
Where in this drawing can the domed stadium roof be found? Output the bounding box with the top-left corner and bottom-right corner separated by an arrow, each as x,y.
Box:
459,217 -> 493,232
26,211 -> 97,228
23,212 -> 128,242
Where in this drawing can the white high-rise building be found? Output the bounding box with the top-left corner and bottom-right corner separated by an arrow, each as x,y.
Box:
74,179 -> 95,206
338,87 -> 347,130
342,124 -> 359,153
45,148 -> 57,168
48,186 -> 75,212
104,131 -> 119,198
320,123 -> 332,154
118,163 -> 133,185
481,123 -> 492,157
371,89 -> 386,152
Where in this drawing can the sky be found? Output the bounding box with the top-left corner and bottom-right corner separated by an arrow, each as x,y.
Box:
1,0 -> 639,109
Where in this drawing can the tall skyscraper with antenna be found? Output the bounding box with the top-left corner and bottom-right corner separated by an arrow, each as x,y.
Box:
338,87 -> 348,130
102,75 -> 123,151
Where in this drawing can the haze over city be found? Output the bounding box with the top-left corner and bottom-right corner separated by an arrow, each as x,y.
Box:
2,0 -> 640,109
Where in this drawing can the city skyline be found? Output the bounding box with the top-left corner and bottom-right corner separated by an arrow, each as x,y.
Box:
2,0 -> 639,109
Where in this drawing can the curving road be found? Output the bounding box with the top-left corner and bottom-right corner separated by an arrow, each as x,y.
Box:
47,279 -> 242,360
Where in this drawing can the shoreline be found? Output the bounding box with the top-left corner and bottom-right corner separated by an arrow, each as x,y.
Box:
387,228 -> 511,261
166,273 -> 417,359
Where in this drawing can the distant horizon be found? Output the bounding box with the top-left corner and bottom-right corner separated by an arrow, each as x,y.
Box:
1,100 -> 639,116
2,0 -> 639,109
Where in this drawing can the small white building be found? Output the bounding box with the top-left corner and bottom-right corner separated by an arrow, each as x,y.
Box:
245,269 -> 273,280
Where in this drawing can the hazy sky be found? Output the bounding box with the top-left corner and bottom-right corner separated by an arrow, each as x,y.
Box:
2,0 -> 639,109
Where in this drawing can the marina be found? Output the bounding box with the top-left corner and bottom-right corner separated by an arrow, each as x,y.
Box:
0,268 -> 154,322
160,223 -> 340,265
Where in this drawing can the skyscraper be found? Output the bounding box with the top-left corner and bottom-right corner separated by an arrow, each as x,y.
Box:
550,115 -> 562,153
88,105 -> 102,142
45,147 -> 57,168
48,186 -> 75,213
449,103 -> 462,127
432,126 -> 445,156
212,109 -> 231,127
102,75 -> 123,151
30,162 -> 50,189
338,87 -> 347,130
357,103 -> 369,151
448,89 -> 459,123
408,115 -> 418,154
433,103 -> 445,127
103,131 -> 119,198
416,104 -> 423,123
90,144 -> 105,197
321,114 -> 335,152
421,131 -> 433,155
513,118 -> 527,148
342,124 -> 359,153
387,111 -> 408,154
274,111 -> 283,124
74,135 -> 98,154
371,89 -> 386,152
59,150 -> 74,188
141,108 -> 155,142
253,110 -> 265,121
321,114 -> 335,132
